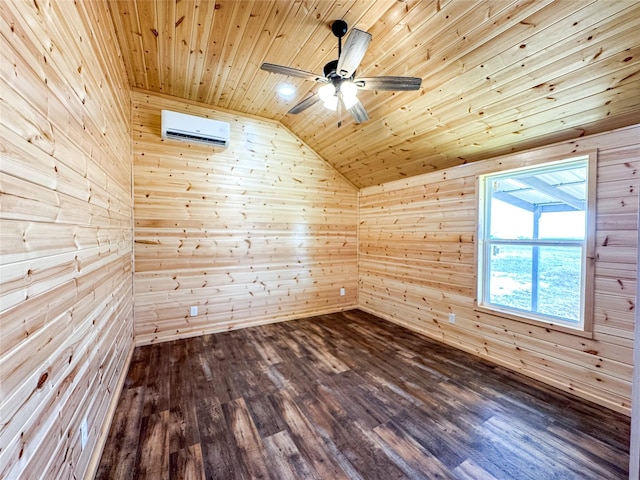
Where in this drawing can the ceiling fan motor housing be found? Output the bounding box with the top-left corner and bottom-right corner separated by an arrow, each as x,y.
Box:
323,59 -> 342,79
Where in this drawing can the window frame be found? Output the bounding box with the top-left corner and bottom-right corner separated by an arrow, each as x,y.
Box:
475,151 -> 597,337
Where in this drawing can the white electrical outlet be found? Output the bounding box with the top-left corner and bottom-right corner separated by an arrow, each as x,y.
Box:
340,287 -> 345,296
80,418 -> 88,451
190,306 -> 198,317
448,312 -> 456,324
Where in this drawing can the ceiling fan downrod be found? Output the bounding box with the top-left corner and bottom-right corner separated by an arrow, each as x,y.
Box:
332,19 -> 348,58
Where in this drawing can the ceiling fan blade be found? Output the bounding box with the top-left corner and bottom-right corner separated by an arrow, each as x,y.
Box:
260,63 -> 323,82
288,94 -> 320,114
336,28 -> 372,78
346,98 -> 369,124
355,76 -> 422,91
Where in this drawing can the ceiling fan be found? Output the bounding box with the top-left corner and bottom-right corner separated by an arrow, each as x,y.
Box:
261,20 -> 422,126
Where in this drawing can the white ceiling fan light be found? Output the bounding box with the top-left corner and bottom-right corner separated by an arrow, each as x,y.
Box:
320,80 -> 357,111
318,83 -> 336,103
324,95 -> 339,111
340,80 -> 358,109
319,83 -> 338,110
340,80 -> 357,99
340,94 -> 358,110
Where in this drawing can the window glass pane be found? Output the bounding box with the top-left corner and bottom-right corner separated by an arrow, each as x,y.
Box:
488,244 -> 532,311
539,211 -> 585,240
487,244 -> 582,323
488,162 -> 587,241
489,199 -> 532,239
537,246 -> 581,322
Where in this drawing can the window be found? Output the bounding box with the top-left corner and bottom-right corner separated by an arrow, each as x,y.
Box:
477,154 -> 596,333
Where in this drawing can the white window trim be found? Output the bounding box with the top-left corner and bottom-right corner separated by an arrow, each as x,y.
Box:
475,151 -> 597,338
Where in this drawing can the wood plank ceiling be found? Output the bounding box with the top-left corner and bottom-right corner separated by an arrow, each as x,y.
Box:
108,0 -> 640,188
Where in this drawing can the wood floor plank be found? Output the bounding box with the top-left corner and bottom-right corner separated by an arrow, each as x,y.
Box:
245,327 -> 283,366
93,386 -> 144,479
372,421 -> 451,480
169,443 -> 206,480
169,340 -> 201,451
453,458 -> 499,480
334,420 -> 409,480
546,422 -> 629,474
477,414 -> 582,480
123,346 -> 151,389
263,430 -> 322,480
142,342 -> 171,416
196,395 -> 238,479
270,389 -> 353,479
297,384 -> 351,446
96,309 -> 630,479
484,414 -> 620,480
135,410 -> 170,480
222,397 -> 271,480
390,406 -> 471,470
246,394 -> 288,439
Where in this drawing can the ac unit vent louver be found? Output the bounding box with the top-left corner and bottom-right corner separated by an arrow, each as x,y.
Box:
161,110 -> 230,148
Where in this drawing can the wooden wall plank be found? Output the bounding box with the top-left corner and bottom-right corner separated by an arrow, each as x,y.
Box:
630,173 -> 640,479
132,90 -> 358,345
0,1 -> 133,479
358,125 -> 640,415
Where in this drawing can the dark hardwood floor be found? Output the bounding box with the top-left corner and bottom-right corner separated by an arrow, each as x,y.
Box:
95,310 -> 630,479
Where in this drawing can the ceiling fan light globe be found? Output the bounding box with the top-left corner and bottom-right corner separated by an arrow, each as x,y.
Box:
341,80 -> 358,99
323,96 -> 338,111
342,94 -> 358,110
318,83 -> 336,103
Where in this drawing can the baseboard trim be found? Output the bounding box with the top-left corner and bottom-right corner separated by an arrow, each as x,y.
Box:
84,341 -> 135,480
134,304 -> 358,346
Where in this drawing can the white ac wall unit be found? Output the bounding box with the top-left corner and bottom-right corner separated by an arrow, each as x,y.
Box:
161,110 -> 230,148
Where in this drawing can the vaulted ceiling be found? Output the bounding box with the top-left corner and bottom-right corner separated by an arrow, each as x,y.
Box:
108,0 -> 640,188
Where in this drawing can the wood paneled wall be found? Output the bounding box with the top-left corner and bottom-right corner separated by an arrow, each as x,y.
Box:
132,91 -> 358,345
359,125 -> 640,415
0,1 -> 133,479
632,192 -> 640,477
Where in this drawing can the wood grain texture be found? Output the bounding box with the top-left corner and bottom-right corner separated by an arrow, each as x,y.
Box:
96,310 -> 630,480
132,91 -> 358,345
108,0 -> 640,188
358,125 -> 640,416
0,1 -> 134,479
630,183 -> 640,480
